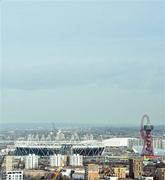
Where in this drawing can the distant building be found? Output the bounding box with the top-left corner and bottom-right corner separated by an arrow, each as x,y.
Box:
153,138 -> 163,149
25,154 -> 39,169
112,167 -> 126,179
143,164 -> 156,177
129,158 -> 143,179
72,173 -> 85,179
69,154 -> 83,167
104,177 -> 118,180
50,154 -> 65,167
85,164 -> 99,180
128,138 -> 165,150
72,169 -> 85,179
140,177 -> 153,180
5,156 -> 13,172
162,140 -> 165,149
6,171 -> 23,180
156,168 -> 165,180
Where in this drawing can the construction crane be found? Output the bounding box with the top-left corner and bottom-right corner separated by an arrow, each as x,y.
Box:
51,160 -> 64,180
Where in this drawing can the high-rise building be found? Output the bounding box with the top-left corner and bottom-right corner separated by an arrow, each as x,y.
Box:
129,158 -> 143,179
6,171 -> 23,180
25,154 -> 39,169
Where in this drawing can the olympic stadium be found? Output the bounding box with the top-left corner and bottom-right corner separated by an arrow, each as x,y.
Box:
13,137 -> 165,157
14,138 -> 131,156
14,140 -> 105,156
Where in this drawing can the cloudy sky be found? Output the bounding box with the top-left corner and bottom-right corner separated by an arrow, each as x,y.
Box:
0,0 -> 164,125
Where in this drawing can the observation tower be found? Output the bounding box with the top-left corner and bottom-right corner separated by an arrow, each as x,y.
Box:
140,114 -> 154,156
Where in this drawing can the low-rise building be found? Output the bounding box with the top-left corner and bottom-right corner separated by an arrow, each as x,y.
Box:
112,167 -> 126,179
104,177 -> 118,180
156,168 -> 165,180
85,164 -> 99,180
140,177 -> 153,180
6,170 -> 23,180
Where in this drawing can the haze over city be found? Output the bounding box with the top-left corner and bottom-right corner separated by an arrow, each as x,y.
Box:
0,1 -> 165,180
0,0 -> 164,125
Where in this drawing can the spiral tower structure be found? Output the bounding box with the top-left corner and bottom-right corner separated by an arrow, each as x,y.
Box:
140,114 -> 154,156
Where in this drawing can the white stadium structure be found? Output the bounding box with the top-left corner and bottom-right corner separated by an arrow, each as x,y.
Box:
14,138 -> 135,156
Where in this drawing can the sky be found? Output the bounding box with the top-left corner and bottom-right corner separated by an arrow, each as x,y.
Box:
0,0 -> 164,126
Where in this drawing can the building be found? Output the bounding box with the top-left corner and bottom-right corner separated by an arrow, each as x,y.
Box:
6,171 -> 23,180
85,164 -> 99,180
5,156 -> 13,172
50,154 -> 66,167
129,158 -> 143,179
71,169 -> 85,179
156,168 -> 165,180
104,177 -> 118,180
153,138 -> 163,149
128,138 -> 165,150
140,177 -> 153,180
162,140 -> 165,149
69,154 -> 83,167
112,167 -> 126,179
23,170 -> 48,179
143,164 -> 156,177
25,154 -> 39,169
72,173 -> 85,179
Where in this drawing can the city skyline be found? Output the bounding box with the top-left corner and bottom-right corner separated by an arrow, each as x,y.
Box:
0,0 -> 164,125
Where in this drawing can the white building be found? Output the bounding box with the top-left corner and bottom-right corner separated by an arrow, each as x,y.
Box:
50,154 -> 65,167
25,154 -> 39,169
128,138 -> 165,150
140,177 -> 153,180
104,177 -> 118,180
162,139 -> 165,149
153,138 -> 163,149
5,156 -> 13,172
6,171 -> 23,180
69,154 -> 83,167
103,138 -> 135,147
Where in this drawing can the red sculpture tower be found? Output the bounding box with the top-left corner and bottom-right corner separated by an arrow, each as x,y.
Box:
140,114 -> 154,156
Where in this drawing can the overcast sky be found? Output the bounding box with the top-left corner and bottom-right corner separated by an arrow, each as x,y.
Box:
0,0 -> 164,125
